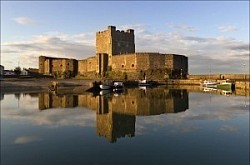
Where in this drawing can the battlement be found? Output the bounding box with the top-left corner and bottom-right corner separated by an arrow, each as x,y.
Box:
39,25 -> 188,79
97,26 -> 134,35
96,25 -> 135,61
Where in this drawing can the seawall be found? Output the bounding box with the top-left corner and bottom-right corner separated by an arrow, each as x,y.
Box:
188,74 -> 250,80
158,79 -> 249,90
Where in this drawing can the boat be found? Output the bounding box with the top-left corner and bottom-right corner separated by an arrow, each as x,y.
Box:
99,90 -> 111,96
99,79 -> 113,90
203,87 -> 217,92
99,84 -> 111,90
99,81 -> 125,91
200,66 -> 218,88
217,79 -> 232,91
139,86 -> 147,90
113,81 -> 124,91
201,80 -> 218,88
221,90 -> 232,96
138,79 -> 154,86
138,79 -> 155,86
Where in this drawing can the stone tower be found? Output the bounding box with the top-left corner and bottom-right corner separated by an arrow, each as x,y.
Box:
39,56 -> 46,74
96,26 -> 135,71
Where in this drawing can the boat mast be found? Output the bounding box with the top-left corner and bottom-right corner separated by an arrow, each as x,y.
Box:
209,65 -> 211,80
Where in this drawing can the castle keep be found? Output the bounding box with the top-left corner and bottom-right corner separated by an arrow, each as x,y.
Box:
39,88 -> 188,142
39,26 -> 188,79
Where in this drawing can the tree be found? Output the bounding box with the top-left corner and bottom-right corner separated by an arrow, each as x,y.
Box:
14,66 -> 21,75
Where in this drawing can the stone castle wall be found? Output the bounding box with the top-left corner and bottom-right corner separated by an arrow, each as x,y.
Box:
96,26 -> 135,56
96,53 -> 109,74
39,56 -> 77,76
77,57 -> 97,75
39,88 -> 188,115
111,53 -> 187,75
96,29 -> 111,59
111,53 -> 137,72
112,53 -> 165,72
78,60 -> 87,74
39,26 -> 188,78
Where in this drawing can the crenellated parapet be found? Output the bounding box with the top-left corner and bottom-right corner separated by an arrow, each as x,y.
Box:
39,25 -> 188,79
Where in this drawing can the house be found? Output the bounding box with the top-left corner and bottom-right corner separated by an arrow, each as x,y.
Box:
4,70 -> 15,75
20,69 -> 29,75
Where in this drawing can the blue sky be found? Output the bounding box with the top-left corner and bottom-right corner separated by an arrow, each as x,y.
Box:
1,1 -> 249,74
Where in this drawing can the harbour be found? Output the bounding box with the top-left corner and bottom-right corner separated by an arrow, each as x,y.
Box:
1,1 -> 249,164
1,85 -> 249,165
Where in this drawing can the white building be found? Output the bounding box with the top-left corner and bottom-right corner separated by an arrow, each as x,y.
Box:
20,69 -> 29,75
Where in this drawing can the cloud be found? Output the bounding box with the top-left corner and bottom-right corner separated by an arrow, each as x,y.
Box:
136,93 -> 248,135
1,89 -> 248,138
1,93 -> 97,127
1,24 -> 249,73
13,17 -> 37,25
14,135 -> 42,144
133,27 -> 249,73
220,125 -> 239,132
183,36 -> 210,42
227,44 -> 249,51
167,23 -> 198,32
1,32 -> 95,69
218,25 -> 238,32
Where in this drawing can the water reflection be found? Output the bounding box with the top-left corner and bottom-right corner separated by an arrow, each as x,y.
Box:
38,88 -> 188,142
1,87 -> 249,165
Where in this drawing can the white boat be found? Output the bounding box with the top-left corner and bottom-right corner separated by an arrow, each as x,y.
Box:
113,81 -> 124,89
201,66 -> 218,88
201,80 -> 218,88
112,81 -> 124,93
139,86 -> 147,90
221,90 -> 232,96
138,79 -> 155,86
99,90 -> 110,95
99,84 -> 111,90
203,87 -> 217,92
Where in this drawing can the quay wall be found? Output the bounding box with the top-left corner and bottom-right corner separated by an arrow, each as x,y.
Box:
235,81 -> 250,90
188,74 -> 250,80
163,79 -> 201,85
163,79 -> 249,90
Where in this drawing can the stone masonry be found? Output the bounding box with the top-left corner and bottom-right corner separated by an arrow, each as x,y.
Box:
39,25 -> 188,79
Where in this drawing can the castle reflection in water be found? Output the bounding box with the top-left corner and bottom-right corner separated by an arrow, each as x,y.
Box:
38,88 -> 189,143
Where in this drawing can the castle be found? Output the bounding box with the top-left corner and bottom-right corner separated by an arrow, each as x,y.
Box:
39,88 -> 188,142
39,26 -> 188,79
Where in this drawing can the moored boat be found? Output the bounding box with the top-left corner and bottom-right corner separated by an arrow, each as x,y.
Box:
201,80 -> 218,88
99,84 -> 111,90
221,90 -> 232,96
113,81 -> 124,91
203,87 -> 217,92
138,79 -> 155,86
217,79 -> 232,91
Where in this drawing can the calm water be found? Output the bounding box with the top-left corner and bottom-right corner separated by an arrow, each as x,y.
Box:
1,87 -> 249,165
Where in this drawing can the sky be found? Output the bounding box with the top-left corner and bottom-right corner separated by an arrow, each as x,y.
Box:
1,1 -> 249,74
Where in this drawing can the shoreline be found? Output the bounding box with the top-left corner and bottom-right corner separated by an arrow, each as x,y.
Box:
1,78 -> 249,95
0,78 -> 93,94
